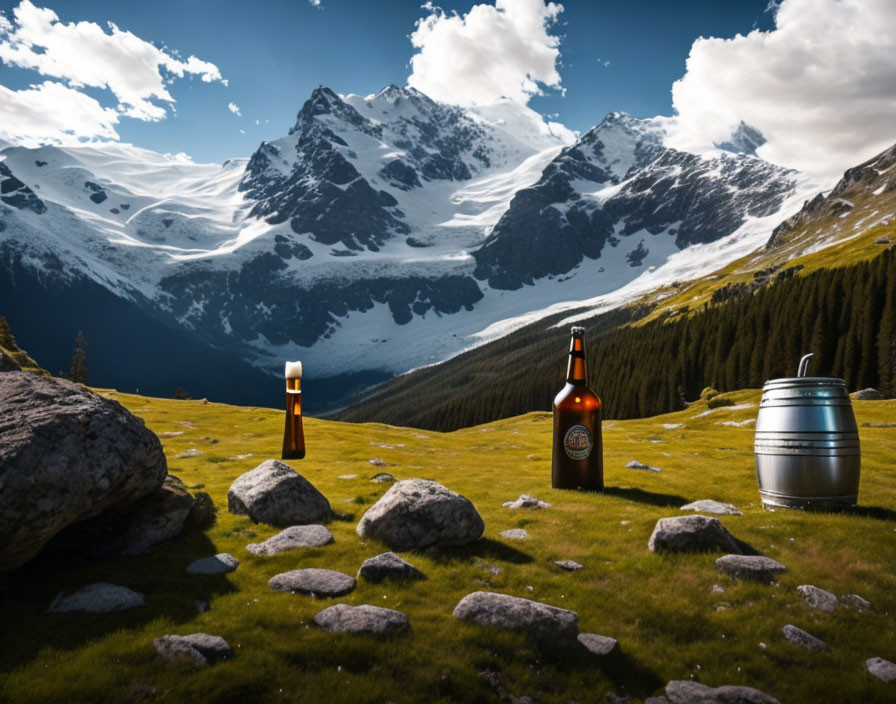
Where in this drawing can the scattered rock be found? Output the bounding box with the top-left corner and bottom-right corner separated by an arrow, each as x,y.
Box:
500,528 -> 529,540
175,448 -> 203,458
228,459 -> 331,526
186,553 -> 239,575
356,479 -> 484,550
680,500 -> 742,515
153,633 -> 232,667
852,388 -> 884,400
368,458 -> 389,467
338,474 -> 357,479
453,591 -> 578,645
195,600 -> 210,613
189,491 -> 217,529
717,419 -> 756,427
716,555 -> 787,583
157,431 -> 184,438
577,633 -> 618,656
0,373 -> 167,570
503,494 -> 551,509
268,568 -> 356,597
312,603 -> 409,636
554,560 -> 584,571
474,559 -> 501,575
840,593 -> 872,611
782,624 -> 828,652
358,552 -> 425,582
663,680 -> 780,703
797,584 -> 839,612
662,423 -> 685,430
371,472 -> 397,483
626,460 -> 661,472
648,515 -> 741,554
866,657 -> 896,682
116,475 -> 195,555
246,524 -> 334,555
48,583 -> 145,613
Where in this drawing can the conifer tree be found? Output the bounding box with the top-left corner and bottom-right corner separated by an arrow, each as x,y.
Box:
69,331 -> 88,384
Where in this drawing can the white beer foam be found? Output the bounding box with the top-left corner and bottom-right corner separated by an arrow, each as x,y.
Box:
284,361 -> 303,379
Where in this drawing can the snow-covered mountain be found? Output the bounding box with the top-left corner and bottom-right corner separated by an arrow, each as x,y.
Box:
0,85 -> 816,408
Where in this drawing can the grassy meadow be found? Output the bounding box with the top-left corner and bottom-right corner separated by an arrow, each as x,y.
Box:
1,390 -> 895,703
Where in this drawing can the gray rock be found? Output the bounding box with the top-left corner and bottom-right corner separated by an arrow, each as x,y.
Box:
852,388 -> 883,400
153,633 -> 232,667
186,553 -> 239,575
840,593 -> 872,611
554,560 -> 584,571
368,458 -> 389,467
268,568 -> 356,597
312,603 -> 409,636
782,624 -> 828,652
716,555 -> 787,583
0,348 -> 21,372
0,372 -> 167,571
626,460 -> 662,472
503,494 -> 551,509
371,472 -> 397,483
648,515 -> 741,554
453,591 -> 578,645
866,657 -> 896,682
664,680 -> 780,703
195,600 -> 210,613
358,552 -> 425,583
356,479 -> 484,550
116,475 -> 195,555
48,583 -> 145,613
227,459 -> 331,526
797,584 -> 839,612
500,528 -> 529,540
680,500 -> 742,516
577,633 -> 618,656
246,524 -> 334,555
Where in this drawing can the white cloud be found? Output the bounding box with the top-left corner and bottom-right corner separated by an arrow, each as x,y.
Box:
668,0 -> 896,178
228,102 -> 242,116
0,0 -> 226,143
407,0 -> 564,107
308,0 -> 322,6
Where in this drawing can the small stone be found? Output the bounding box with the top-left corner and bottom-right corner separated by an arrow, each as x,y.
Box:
371,472 -> 397,483
176,448 -> 203,458
195,600 -> 210,613
48,583 -> 145,613
797,584 -> 839,612
228,459 -> 331,526
369,458 -> 389,467
453,591 -> 578,645
626,460 -> 661,472
839,593 -> 871,611
782,624 -> 828,652
246,525 -> 334,555
664,680 -> 780,703
716,555 -> 787,583
554,560 -> 584,571
268,568 -> 356,598
648,515 -> 741,554
866,657 -> 896,682
503,494 -> 551,509
712,584 -> 725,594
500,528 -> 529,540
153,633 -> 232,667
662,423 -> 684,430
577,633 -> 618,656
186,553 -> 239,575
358,552 -> 425,583
312,603 -> 409,636
852,388 -> 884,401
680,500 -> 742,516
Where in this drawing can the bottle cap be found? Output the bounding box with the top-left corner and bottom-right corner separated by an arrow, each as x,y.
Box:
570,326 -> 585,336
284,361 -> 303,379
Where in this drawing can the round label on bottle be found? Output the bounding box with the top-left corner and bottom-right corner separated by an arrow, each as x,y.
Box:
564,424 -> 593,460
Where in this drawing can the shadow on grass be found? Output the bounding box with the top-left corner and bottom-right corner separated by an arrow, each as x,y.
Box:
604,486 -> 690,508
842,505 -> 896,522
0,521 -> 236,672
423,538 -> 534,566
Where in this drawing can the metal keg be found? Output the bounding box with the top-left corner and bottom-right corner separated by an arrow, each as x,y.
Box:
754,354 -> 861,509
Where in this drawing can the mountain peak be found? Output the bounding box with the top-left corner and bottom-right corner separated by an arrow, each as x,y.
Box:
714,121 -> 766,155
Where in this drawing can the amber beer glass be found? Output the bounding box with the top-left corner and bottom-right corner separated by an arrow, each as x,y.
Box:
282,361 -> 306,460
552,326 -> 603,490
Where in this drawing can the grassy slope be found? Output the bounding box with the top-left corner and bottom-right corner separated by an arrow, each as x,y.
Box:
2,392 -> 895,703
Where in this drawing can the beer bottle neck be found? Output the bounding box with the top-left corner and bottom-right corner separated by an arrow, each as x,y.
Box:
566,335 -> 587,384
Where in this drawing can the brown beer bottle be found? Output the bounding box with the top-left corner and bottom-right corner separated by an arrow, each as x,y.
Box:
282,361 -> 306,460
552,327 -> 603,490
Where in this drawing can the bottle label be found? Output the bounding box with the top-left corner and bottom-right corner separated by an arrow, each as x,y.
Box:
564,424 -> 593,460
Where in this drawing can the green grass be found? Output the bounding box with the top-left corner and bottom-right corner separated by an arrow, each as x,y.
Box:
2,391 -> 895,703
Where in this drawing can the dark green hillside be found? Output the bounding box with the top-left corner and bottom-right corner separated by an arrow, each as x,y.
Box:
337,248 -> 896,431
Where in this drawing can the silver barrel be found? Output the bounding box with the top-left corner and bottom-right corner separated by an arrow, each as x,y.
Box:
754,377 -> 860,509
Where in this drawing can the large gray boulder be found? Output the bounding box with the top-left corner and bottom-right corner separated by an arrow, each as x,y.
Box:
356,479 -> 484,550
357,552 -> 425,583
663,680 -> 780,703
648,515 -> 741,554
153,633 -> 232,667
246,524 -> 334,555
227,459 -> 331,526
312,603 -> 409,636
0,373 -> 167,571
48,583 -> 145,614
715,555 -> 787,583
117,475 -> 195,555
268,568 -> 356,597
453,591 -> 578,645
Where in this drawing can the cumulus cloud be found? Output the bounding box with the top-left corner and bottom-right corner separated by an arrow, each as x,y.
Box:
407,0 -> 564,107
0,0 -> 226,143
228,102 -> 242,116
668,0 -> 896,178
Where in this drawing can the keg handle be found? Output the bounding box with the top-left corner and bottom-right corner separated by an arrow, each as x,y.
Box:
797,353 -> 814,377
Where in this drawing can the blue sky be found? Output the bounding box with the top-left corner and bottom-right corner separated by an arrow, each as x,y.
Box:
0,0 -> 774,163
